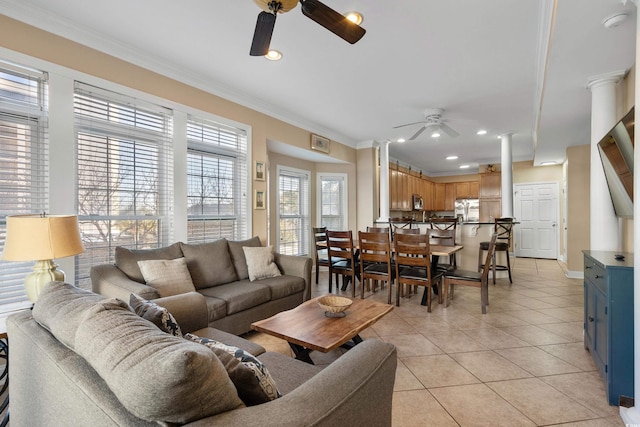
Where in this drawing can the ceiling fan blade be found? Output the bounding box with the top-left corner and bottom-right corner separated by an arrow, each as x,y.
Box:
393,121 -> 426,129
300,0 -> 366,44
250,11 -> 276,56
439,122 -> 460,138
409,125 -> 428,141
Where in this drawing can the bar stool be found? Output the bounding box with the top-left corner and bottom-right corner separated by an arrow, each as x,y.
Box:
477,218 -> 513,284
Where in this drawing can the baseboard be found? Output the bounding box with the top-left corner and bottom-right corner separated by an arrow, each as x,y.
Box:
620,405 -> 640,425
565,270 -> 583,279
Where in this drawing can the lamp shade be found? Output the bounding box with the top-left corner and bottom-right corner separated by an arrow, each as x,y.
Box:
2,214 -> 85,261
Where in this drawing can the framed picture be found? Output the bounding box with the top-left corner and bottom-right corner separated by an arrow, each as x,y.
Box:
254,190 -> 265,210
310,134 -> 330,154
254,160 -> 265,181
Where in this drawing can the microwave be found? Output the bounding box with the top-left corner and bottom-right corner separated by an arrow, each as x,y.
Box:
412,194 -> 423,210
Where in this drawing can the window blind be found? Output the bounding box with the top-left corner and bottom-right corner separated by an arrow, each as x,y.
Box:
186,115 -> 248,243
278,168 -> 310,256
74,82 -> 173,288
0,61 -> 48,311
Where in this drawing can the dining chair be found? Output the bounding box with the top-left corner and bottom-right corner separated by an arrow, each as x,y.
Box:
393,232 -> 443,312
478,217 -> 513,284
325,230 -> 360,297
445,233 -> 497,314
313,226 -> 334,285
429,218 -> 458,272
358,231 -> 395,303
389,217 -> 414,241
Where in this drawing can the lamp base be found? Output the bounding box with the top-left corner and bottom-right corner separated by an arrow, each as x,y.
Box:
25,260 -> 65,302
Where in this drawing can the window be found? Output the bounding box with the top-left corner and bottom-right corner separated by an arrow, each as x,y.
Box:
186,116 -> 248,243
318,173 -> 347,230
277,166 -> 310,256
0,61 -> 48,310
74,82 -> 173,288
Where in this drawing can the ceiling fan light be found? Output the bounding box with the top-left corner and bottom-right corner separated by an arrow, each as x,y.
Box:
344,11 -> 363,25
397,138 -> 406,143
265,50 -> 282,60
459,165 -> 470,169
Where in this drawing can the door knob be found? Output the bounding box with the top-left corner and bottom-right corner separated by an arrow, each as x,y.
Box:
588,316 -> 594,322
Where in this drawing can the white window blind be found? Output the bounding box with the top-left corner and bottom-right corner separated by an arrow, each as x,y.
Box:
277,167 -> 310,256
0,61 -> 48,310
74,82 -> 173,288
319,174 -> 347,230
186,116 -> 248,243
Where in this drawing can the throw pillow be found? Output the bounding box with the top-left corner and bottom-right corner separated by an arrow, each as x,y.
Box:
184,333 -> 280,406
114,242 -> 183,283
180,240 -> 238,289
242,246 -> 281,281
227,236 -> 262,280
136,257 -> 196,297
129,293 -> 182,336
75,300 -> 243,423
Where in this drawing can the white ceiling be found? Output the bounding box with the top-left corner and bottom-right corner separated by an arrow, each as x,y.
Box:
0,0 -> 636,175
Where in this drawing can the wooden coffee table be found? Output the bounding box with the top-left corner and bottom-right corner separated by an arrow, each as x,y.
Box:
251,296 -> 393,364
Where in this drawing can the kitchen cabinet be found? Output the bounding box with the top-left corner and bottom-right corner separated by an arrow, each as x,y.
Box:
434,183 -> 446,211
479,172 -> 501,198
455,182 -> 470,198
479,199 -> 501,222
469,181 -> 479,198
423,180 -> 434,210
444,183 -> 456,210
583,251 -> 634,406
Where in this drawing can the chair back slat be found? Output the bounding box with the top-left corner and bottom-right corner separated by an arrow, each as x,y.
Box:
494,218 -> 514,243
358,231 -> 391,264
394,233 -> 430,269
326,230 -> 356,261
480,233 -> 498,283
429,219 -> 457,246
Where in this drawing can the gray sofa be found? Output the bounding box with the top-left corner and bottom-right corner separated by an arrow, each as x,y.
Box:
8,283 -> 397,426
90,237 -> 312,335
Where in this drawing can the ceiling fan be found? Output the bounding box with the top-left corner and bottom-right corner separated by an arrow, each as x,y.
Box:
394,108 -> 460,140
250,0 -> 366,56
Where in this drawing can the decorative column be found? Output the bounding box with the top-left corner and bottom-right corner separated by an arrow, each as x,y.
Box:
587,71 -> 625,251
377,140 -> 390,222
500,133 -> 514,218
621,2 -> 640,424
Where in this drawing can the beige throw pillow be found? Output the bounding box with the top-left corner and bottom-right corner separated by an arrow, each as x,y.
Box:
242,246 -> 281,281
137,257 -> 196,297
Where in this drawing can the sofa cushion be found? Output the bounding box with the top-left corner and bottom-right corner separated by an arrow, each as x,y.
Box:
227,236 -> 262,280
255,275 -> 306,300
137,257 -> 196,297
180,240 -> 238,289
115,243 -> 183,283
199,281 -> 271,315
75,299 -> 244,424
243,246 -> 282,281
185,333 -> 280,406
129,293 -> 182,336
32,281 -> 109,350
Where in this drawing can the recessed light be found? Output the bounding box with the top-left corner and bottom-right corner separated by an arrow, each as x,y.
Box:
459,165 -> 470,169
397,138 -> 406,143
446,155 -> 458,160
265,50 -> 282,61
431,132 -> 440,138
344,11 -> 363,25
477,130 -> 487,135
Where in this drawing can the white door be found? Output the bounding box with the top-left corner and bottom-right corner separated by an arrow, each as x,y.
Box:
514,182 -> 558,259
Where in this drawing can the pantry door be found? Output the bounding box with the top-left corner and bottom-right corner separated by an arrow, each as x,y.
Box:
514,182 -> 559,259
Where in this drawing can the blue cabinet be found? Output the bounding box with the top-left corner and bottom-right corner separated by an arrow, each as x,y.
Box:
583,250 -> 634,406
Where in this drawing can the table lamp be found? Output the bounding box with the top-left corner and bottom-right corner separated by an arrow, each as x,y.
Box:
2,214 -> 84,302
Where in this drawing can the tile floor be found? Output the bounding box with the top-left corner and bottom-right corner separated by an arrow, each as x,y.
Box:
246,258 -> 626,426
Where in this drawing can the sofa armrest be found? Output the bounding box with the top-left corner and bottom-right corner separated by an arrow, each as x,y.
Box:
274,253 -> 312,301
153,292 -> 209,333
91,264 -> 160,301
188,339 -> 397,427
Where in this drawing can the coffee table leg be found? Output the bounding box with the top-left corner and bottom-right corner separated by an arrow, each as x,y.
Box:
339,334 -> 363,350
288,343 -> 315,365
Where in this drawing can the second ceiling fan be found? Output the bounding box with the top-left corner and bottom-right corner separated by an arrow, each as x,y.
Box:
250,0 -> 366,56
394,109 -> 461,141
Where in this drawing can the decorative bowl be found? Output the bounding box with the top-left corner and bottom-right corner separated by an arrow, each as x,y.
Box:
318,295 -> 352,317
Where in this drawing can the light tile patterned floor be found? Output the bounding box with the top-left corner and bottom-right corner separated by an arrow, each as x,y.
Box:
246,258 -> 625,426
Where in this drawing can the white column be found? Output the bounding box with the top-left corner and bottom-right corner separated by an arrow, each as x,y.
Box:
377,140 -> 390,222
500,133 -> 514,218
620,2 -> 640,423
587,72 -> 625,251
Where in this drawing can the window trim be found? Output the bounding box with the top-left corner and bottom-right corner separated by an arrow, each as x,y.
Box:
316,172 -> 348,230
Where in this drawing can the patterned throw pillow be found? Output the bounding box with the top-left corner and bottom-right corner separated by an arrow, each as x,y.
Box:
242,246 -> 282,281
184,333 -> 280,405
129,293 -> 182,336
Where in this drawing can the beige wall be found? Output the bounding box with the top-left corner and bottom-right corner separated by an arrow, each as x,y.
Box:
566,145 -> 591,273
0,15 -> 358,243
356,147 -> 378,231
